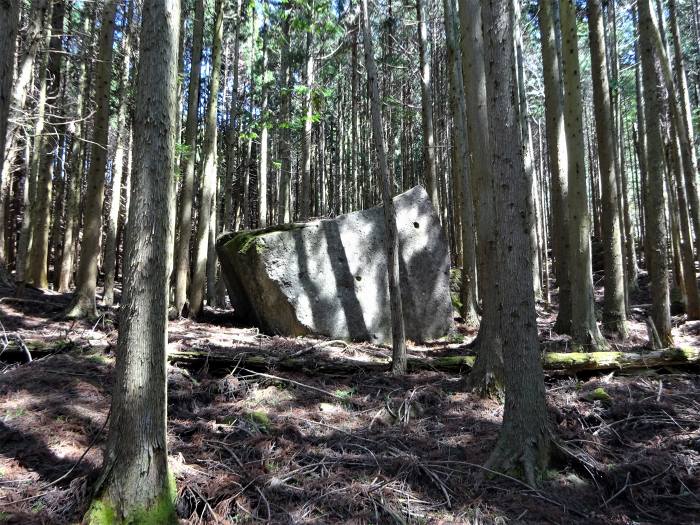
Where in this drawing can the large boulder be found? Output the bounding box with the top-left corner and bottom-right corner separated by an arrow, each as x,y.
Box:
216,185 -> 453,343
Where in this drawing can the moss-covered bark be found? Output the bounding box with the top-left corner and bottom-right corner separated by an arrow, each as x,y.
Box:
86,473 -> 177,525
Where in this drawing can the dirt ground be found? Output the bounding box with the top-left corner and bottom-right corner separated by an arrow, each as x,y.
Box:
0,277 -> 699,524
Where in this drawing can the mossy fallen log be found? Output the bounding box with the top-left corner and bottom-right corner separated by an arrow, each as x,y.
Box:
166,346 -> 699,375
2,338 -> 698,375
541,347 -> 700,372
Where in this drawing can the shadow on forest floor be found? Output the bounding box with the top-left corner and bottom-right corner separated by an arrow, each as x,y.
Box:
1,272 -> 700,523
1,348 -> 699,524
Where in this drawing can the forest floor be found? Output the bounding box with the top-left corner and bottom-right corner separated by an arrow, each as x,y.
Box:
0,273 -> 699,524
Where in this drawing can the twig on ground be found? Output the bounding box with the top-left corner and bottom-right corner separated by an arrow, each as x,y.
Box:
239,368 -> 354,403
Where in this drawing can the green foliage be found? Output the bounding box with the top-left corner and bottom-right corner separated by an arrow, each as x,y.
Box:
590,387 -> 612,402
333,388 -> 355,400
247,410 -> 271,430
3,408 -> 27,421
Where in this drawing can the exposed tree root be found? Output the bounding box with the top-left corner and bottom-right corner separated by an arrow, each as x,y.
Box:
485,425 -> 550,488
64,293 -> 98,320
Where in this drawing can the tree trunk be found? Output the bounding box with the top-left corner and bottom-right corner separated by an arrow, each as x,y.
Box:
480,0 -> 549,487
360,0 -> 407,375
0,0 -> 20,280
65,0 -> 118,318
173,0 -> 205,317
443,0 -> 479,329
638,0 -> 673,345
58,4 -> 95,293
667,0 -> 700,264
514,0 -> 542,299
277,15 -> 292,224
189,0 -> 223,318
26,0 -> 64,289
299,28 -> 314,220
85,0 -> 180,520
259,28 -> 269,228
587,0 -> 627,339
416,0 -> 439,209
668,123 -> 700,319
538,0 -> 572,335
459,0 -> 503,396
103,2 -> 134,306
1,0 -> 50,190
18,17 -> 50,291
560,0 -> 607,350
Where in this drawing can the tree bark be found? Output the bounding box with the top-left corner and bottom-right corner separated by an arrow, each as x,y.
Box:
103,2 -> 134,306
57,4 -> 95,293
85,0 -> 180,521
259,28 -> 270,228
560,0 -> 607,350
0,0 -> 20,281
587,0 -> 627,338
299,27 -> 314,220
538,0 -> 572,335
459,0 -> 503,396
668,123 -> 700,319
443,0 -> 479,328
66,0 -> 118,318
667,0 -> 700,264
189,0 -> 223,318
638,0 -> 673,345
416,0 -> 439,209
17,17 -> 50,291
481,0 -> 549,487
26,0 -> 65,289
173,0 -> 205,317
277,14 -> 292,224
360,0 -> 407,375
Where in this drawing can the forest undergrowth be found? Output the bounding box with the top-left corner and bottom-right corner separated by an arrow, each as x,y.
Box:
0,276 -> 698,524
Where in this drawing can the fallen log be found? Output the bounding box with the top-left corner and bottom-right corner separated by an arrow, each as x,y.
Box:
166,346 -> 700,375
2,338 -> 698,375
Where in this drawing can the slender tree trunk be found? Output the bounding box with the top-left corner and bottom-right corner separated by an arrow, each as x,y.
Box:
19,15 -> 50,290
277,15 -> 292,223
633,6 -> 649,266
668,123 -> 700,318
638,0 -> 673,345
85,0 -> 179,520
173,0 -> 204,316
300,27 -> 314,220
58,5 -> 94,292
588,0 -> 627,338
0,0 -> 20,281
189,0 -> 223,318
514,0 -> 542,299
481,0 -> 549,487
1,0 -> 50,188
668,0 -> 700,269
26,0 -> 64,289
351,27 -> 360,211
416,0 -> 439,209
560,0 -> 607,350
539,0 -> 572,334
259,29 -> 269,228
241,5 -> 257,229
443,0 -> 479,328
103,2 -> 134,306
647,1 -> 700,264
360,0 -> 407,375
66,0 -> 118,318
459,0 -> 504,396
